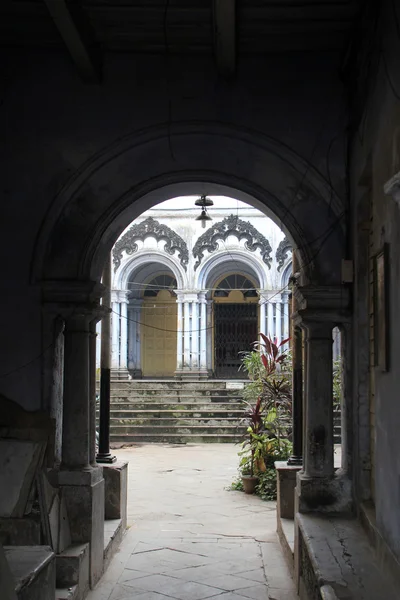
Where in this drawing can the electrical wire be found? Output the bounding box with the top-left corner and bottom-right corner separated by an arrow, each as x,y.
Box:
0,343 -> 54,379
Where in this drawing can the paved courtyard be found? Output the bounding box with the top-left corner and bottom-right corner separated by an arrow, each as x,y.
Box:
88,444 -> 298,600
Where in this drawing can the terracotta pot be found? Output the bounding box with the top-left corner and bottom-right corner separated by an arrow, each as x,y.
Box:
242,475 -> 258,494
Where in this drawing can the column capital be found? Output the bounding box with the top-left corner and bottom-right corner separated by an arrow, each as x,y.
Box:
111,289 -> 129,303
181,291 -> 199,303
293,285 -> 350,327
49,304 -> 109,329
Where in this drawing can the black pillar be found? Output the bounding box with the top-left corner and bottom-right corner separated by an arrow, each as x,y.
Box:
97,254 -> 116,464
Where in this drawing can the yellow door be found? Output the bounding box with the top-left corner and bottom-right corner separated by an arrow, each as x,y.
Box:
142,290 -> 177,377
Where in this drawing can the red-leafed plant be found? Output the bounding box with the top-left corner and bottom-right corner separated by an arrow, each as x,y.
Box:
237,334 -> 292,488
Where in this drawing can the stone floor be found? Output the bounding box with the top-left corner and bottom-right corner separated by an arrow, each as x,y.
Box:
88,444 -> 298,600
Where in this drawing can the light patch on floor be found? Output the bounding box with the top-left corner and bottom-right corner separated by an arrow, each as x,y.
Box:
88,444 -> 298,600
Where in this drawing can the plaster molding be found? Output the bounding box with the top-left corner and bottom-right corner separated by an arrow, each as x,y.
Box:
196,248 -> 266,290
113,216 -> 189,271
294,284 -> 350,311
293,284 -> 350,326
276,236 -> 292,272
192,214 -> 272,271
114,249 -> 187,290
384,171 -> 400,205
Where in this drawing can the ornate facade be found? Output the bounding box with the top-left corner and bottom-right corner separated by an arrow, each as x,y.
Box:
104,199 -> 293,379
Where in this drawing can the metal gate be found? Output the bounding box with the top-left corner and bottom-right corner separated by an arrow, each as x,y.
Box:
214,303 -> 258,378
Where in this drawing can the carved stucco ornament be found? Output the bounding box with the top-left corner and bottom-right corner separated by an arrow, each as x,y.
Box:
192,214 -> 272,270
276,237 -> 292,272
113,217 -> 189,271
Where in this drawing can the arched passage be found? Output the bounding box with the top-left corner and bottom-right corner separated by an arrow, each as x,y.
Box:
33,122 -> 345,289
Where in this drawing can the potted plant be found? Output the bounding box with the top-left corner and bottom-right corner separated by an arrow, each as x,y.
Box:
236,334 -> 292,496
239,396 -> 267,493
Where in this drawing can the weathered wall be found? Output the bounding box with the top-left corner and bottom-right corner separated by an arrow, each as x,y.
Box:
349,0 -> 400,560
0,49 -> 346,411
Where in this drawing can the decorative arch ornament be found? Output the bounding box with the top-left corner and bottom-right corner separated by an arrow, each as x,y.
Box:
113,217 -> 189,271
192,214 -> 272,271
276,236 -> 292,272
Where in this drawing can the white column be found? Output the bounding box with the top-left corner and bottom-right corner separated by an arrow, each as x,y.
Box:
267,300 -> 274,338
283,293 -> 290,343
191,299 -> 199,369
183,299 -> 191,369
206,300 -> 213,372
111,300 -> 120,368
128,307 -> 136,370
96,321 -> 101,370
200,294 -> 207,371
120,298 -> 128,369
133,301 -> 142,374
259,298 -> 266,338
275,298 -> 282,344
176,295 -> 183,371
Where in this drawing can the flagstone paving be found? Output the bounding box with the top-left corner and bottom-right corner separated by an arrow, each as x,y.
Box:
88,444 -> 298,600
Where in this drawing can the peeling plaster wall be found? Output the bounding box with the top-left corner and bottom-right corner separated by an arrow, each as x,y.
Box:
0,49 -> 346,411
349,0 -> 400,562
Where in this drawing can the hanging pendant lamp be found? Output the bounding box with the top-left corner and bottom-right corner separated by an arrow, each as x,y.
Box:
195,195 -> 213,228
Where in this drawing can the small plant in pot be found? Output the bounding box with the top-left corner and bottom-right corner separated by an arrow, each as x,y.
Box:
239,396 -> 267,494
235,334 -> 292,497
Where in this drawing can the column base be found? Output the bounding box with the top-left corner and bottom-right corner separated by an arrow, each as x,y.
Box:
128,368 -> 142,379
110,368 -> 131,380
295,471 -> 353,514
58,466 -> 104,588
287,455 -> 303,466
96,452 -> 117,464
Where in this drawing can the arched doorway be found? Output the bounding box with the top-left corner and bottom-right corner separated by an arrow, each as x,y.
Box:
213,274 -> 259,378
141,274 -> 177,377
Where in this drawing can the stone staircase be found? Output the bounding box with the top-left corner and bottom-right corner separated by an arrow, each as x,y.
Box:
105,380 -> 248,445
98,379 -> 342,446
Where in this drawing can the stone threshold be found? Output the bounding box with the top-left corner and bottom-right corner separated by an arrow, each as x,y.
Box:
104,518 -> 123,573
277,516 -> 295,576
297,513 -> 400,599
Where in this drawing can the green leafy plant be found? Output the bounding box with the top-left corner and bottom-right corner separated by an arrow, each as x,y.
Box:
235,334 -> 293,494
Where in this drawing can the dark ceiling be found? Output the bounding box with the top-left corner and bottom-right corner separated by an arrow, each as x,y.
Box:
1,0 -> 362,54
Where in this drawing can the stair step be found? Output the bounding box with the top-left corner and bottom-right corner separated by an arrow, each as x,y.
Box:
108,426 -> 245,435
110,433 -> 243,444
107,413 -> 244,420
109,418 -> 245,426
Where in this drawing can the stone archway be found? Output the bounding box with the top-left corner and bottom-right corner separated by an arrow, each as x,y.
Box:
33,122 -> 345,288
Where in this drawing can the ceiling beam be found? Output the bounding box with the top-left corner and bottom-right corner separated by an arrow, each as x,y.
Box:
44,0 -> 101,83
213,0 -> 236,78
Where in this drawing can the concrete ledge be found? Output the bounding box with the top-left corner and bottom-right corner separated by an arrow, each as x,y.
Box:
56,543 -> 89,600
102,461 -> 128,531
275,461 -> 302,519
103,519 -> 123,573
277,516 -> 295,576
296,513 -> 400,599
